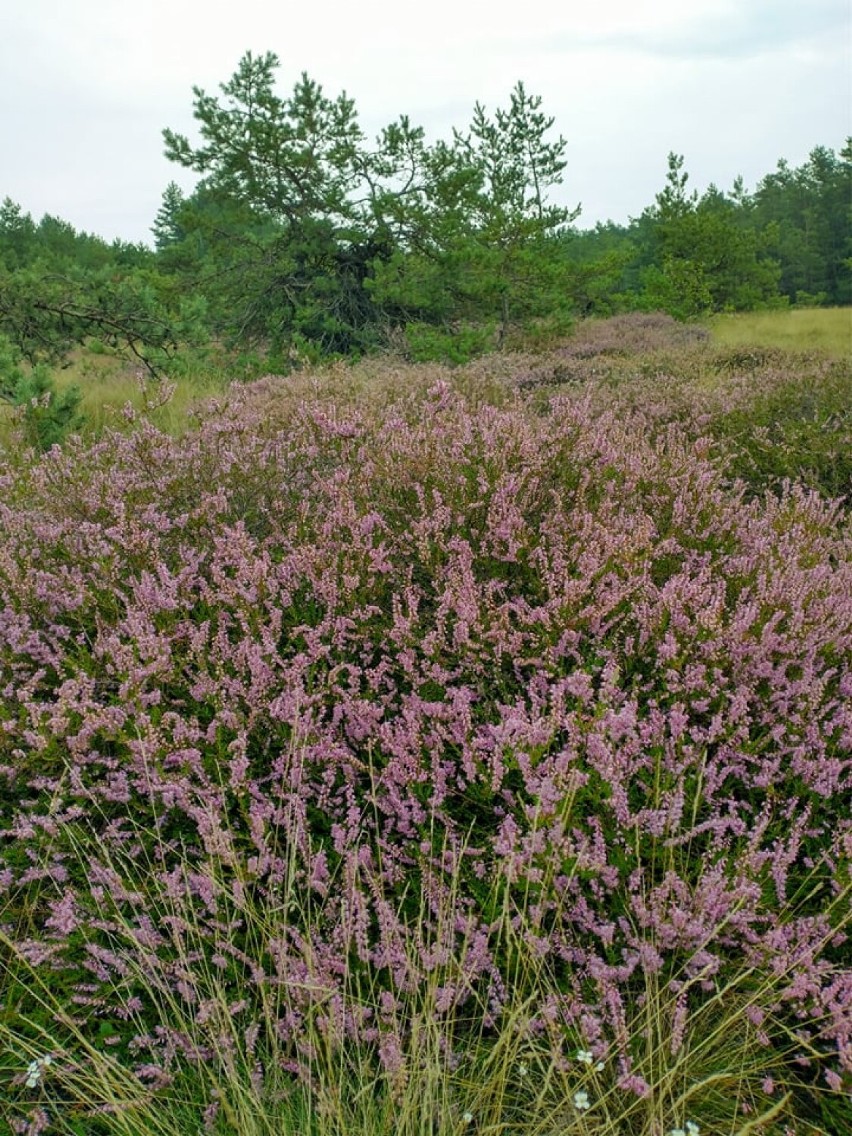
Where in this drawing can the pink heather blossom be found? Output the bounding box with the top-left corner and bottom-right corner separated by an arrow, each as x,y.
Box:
43,889 -> 78,937
0,349 -> 849,1098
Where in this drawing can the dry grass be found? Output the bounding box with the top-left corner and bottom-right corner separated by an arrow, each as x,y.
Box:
0,344 -> 233,449
53,347 -> 231,436
707,307 -> 852,357
3,813 -> 833,1136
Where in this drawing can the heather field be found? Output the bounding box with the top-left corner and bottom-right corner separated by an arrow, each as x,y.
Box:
1,315 -> 850,1135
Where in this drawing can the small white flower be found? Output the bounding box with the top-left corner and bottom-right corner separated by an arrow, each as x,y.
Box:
517,1061 -> 528,1077
23,1054 -> 53,1089
462,1111 -> 474,1125
669,1129 -> 686,1136
576,1048 -> 594,1065
573,1089 -> 591,1111
686,1124 -> 700,1136
595,1060 -> 605,1071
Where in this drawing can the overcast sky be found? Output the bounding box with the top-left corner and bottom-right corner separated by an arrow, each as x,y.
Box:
2,0 -> 850,245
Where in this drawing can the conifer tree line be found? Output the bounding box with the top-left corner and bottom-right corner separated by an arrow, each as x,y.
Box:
1,50 -> 850,411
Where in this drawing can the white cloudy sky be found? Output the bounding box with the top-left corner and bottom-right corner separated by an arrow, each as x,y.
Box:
1,0 -> 849,244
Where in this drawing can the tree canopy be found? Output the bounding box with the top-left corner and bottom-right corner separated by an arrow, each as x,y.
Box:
1,49 -> 849,446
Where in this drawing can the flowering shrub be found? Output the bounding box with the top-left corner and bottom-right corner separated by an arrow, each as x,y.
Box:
0,352 -> 849,1132
511,339 -> 850,504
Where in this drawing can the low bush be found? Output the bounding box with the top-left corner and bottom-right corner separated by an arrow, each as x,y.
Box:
0,346 -> 849,1134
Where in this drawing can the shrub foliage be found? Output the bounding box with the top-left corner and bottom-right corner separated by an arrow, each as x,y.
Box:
0,338 -> 849,1133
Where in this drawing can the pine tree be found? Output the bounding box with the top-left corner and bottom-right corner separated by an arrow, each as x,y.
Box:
151,182 -> 187,250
